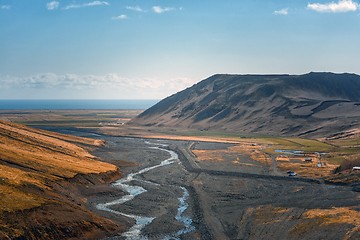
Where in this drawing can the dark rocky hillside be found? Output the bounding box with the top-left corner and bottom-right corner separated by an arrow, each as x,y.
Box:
132,72 -> 360,137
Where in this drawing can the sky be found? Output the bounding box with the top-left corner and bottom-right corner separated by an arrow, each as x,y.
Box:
1,0 -> 360,99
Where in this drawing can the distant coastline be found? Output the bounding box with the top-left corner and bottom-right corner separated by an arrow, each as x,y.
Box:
0,99 -> 159,110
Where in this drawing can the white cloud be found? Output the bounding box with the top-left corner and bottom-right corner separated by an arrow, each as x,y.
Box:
0,73 -> 195,99
126,6 -> 145,12
273,8 -> 289,15
112,15 -> 127,20
1,73 -> 126,89
86,1 -> 109,7
152,6 -> 174,14
1,5 -> 11,10
63,1 -> 109,10
0,73 -> 192,90
47,1 -> 59,10
307,0 -> 359,13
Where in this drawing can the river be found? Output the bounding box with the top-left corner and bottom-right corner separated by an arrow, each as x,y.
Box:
96,141 -> 194,239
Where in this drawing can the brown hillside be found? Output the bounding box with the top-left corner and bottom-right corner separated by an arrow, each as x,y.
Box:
0,120 -> 122,239
132,72 -> 360,137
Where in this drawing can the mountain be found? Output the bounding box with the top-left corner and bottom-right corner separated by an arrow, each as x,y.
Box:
132,72 -> 360,137
0,120 -> 122,239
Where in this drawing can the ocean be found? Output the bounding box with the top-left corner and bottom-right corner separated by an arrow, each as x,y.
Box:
0,100 -> 159,110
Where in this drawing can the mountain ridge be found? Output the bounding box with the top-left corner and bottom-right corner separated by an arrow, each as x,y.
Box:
132,72 -> 360,137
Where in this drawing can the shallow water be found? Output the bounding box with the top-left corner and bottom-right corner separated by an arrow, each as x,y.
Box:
97,140 -> 194,239
275,149 -> 304,155
173,187 -> 196,238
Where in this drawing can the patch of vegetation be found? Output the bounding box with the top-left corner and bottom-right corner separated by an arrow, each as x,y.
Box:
334,158 -> 360,173
264,137 -> 335,153
0,109 -> 142,128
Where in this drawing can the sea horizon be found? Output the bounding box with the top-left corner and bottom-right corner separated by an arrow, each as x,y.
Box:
0,99 -> 159,110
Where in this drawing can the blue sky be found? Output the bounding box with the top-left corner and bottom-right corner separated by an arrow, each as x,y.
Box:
1,0 -> 360,99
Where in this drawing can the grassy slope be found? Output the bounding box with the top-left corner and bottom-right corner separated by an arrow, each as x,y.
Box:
0,120 -> 119,239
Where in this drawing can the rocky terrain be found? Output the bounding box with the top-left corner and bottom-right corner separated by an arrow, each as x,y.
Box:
0,120 -> 124,239
132,72 -> 360,137
83,132 -> 360,240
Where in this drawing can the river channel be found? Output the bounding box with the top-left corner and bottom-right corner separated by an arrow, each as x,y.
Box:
96,141 -> 195,239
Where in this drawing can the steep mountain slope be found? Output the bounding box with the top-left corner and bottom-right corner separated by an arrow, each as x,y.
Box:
0,120 -> 123,239
132,72 -> 360,137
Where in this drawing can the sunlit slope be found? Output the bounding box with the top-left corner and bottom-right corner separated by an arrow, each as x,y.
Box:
0,120 -> 120,239
0,120 -> 116,211
1,121 -> 115,175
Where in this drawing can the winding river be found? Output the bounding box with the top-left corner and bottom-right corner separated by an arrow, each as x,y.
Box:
96,141 -> 194,239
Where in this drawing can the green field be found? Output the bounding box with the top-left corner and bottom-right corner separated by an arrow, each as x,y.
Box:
0,110 -> 142,127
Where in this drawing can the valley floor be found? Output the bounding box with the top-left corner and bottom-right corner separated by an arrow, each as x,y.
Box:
1,111 -> 359,239
65,128 -> 359,240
